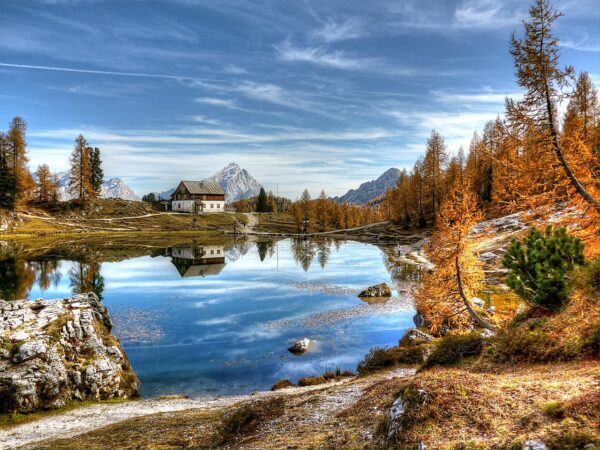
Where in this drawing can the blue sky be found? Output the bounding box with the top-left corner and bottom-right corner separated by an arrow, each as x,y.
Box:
1,0 -> 599,198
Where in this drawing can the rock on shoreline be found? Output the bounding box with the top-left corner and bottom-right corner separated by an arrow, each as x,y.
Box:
0,293 -> 139,414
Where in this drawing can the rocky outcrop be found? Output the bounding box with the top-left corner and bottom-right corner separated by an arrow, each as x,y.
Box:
403,328 -> 434,343
358,283 -> 392,298
386,388 -> 427,441
0,293 -> 139,413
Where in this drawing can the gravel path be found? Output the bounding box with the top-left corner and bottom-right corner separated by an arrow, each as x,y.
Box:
0,397 -> 241,450
0,376 -> 386,450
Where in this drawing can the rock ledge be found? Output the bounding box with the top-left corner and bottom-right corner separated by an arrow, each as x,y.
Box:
0,293 -> 139,413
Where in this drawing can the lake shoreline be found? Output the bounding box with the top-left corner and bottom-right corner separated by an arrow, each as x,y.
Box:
0,367 -> 417,450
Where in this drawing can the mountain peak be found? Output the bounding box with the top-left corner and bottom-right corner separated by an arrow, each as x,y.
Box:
205,163 -> 262,203
334,168 -> 400,205
152,163 -> 261,203
36,170 -> 140,201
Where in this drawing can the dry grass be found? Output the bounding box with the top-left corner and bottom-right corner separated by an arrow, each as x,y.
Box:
32,360 -> 599,449
369,361 -> 599,449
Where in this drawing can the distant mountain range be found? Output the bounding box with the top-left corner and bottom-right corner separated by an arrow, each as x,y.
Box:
333,168 -> 400,205
47,171 -> 140,201
154,163 -> 262,203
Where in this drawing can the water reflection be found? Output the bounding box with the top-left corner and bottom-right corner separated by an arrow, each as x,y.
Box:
0,256 -> 104,301
167,243 -> 226,278
289,238 -> 335,271
0,238 -> 422,397
69,260 -> 105,301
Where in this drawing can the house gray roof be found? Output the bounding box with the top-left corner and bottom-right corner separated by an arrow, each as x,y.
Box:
174,181 -> 225,196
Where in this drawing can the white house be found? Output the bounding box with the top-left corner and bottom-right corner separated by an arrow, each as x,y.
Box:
170,180 -> 226,213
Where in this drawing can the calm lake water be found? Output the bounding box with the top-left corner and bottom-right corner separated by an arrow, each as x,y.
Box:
1,238 -> 418,398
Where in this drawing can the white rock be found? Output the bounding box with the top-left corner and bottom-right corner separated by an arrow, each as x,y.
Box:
471,297 -> 485,308
12,341 -> 48,363
523,440 -> 547,450
10,329 -> 29,342
481,329 -> 495,338
387,396 -> 406,439
480,251 -> 497,261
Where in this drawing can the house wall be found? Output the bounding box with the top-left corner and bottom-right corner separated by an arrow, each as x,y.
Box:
172,200 -> 195,212
171,200 -> 225,213
202,201 -> 225,212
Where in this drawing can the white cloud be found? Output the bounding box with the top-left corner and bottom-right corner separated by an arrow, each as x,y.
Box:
195,97 -> 238,109
453,0 -> 522,29
312,17 -> 366,43
430,87 -> 522,104
560,38 -> 600,53
275,41 -> 386,72
222,63 -> 248,74
385,109 -> 503,151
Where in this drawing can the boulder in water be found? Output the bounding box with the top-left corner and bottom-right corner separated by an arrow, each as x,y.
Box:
288,338 -> 311,354
358,283 -> 392,298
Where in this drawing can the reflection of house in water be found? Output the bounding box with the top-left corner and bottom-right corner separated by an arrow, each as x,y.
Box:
168,245 -> 226,278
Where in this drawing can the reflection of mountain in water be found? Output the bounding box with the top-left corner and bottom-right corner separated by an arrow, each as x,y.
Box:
224,242 -> 251,262
168,244 -> 226,278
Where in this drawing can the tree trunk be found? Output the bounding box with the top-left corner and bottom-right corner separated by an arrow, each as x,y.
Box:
455,256 -> 495,330
544,83 -> 600,214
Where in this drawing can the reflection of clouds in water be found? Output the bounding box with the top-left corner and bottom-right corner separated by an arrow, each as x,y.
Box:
273,354 -> 360,379
106,280 -> 281,294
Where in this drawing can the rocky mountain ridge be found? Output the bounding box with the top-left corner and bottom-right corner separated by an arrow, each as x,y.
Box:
334,168 -> 400,205
51,171 -> 140,202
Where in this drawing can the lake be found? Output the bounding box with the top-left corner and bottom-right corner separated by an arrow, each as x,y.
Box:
0,238 -> 418,398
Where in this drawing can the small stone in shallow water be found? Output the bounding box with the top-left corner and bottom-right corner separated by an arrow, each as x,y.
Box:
288,338 -> 310,354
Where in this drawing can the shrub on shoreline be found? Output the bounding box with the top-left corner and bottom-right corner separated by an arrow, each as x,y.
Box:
423,332 -> 483,368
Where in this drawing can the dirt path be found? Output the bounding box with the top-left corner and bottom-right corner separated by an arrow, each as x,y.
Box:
242,212 -> 259,232
1,369 -> 416,450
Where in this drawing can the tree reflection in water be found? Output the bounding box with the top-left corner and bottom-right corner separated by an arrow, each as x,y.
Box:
69,260 -> 105,301
289,238 -> 335,272
0,256 -> 104,301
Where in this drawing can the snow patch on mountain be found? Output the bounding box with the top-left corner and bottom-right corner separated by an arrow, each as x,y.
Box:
205,163 -> 262,203
52,171 -> 140,201
333,168 -> 400,205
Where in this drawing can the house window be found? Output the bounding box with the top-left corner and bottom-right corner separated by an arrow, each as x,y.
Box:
217,250 -> 220,254
217,204 -> 220,208
211,204 -> 214,208
210,250 -> 214,255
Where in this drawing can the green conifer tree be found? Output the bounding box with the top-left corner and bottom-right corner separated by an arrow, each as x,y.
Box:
503,226 -> 585,309
89,147 -> 104,196
256,188 -> 268,213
